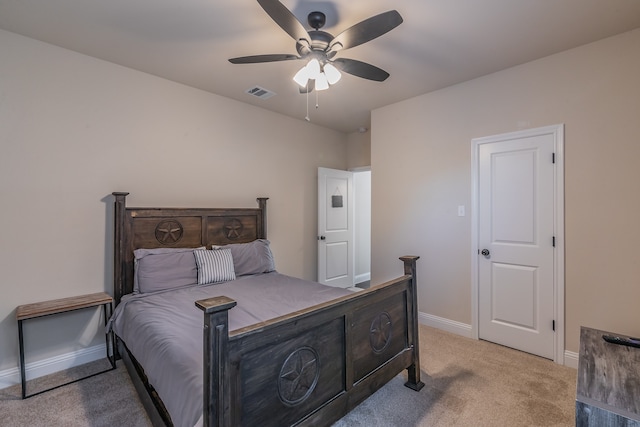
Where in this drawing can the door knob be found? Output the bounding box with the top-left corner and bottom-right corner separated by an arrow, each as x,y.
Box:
318,236 -> 326,240
481,249 -> 490,256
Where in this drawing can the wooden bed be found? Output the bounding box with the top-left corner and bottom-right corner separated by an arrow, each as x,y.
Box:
112,192 -> 423,427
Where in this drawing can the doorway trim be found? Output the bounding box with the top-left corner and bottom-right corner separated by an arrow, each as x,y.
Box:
470,124 -> 565,364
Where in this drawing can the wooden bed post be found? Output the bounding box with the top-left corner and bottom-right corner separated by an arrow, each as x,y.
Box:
400,255 -> 425,391
112,192 -> 129,306
257,197 -> 268,239
196,296 -> 237,427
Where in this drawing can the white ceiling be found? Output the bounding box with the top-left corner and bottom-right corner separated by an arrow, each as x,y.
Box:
1,0 -> 640,133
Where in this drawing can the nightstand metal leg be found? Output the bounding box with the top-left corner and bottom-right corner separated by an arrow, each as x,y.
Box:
103,302 -> 117,369
18,319 -> 26,399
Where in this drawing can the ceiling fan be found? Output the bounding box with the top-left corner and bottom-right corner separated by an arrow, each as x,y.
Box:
229,0 -> 403,93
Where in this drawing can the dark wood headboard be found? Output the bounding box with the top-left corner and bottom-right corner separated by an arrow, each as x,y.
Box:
112,192 -> 268,305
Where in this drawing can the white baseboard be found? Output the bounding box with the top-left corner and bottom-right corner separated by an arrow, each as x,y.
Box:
418,311 -> 579,369
418,311 -> 473,338
354,272 -> 371,284
564,350 -> 579,369
0,344 -> 107,390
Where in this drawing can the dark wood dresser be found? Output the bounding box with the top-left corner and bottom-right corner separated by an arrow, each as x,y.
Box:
576,326 -> 640,426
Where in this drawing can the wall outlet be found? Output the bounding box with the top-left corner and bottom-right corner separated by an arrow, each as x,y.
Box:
458,205 -> 465,217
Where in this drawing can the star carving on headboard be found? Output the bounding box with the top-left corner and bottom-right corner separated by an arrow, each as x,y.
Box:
154,220 -> 184,244
224,218 -> 243,240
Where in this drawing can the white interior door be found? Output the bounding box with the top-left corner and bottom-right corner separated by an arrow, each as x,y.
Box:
318,167 -> 354,288
476,128 -> 559,360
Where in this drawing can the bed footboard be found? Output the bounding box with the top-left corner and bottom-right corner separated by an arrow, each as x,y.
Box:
196,256 -> 423,427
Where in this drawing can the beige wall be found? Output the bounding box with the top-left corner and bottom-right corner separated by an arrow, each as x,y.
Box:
346,129 -> 371,169
371,28 -> 640,355
0,29 -> 347,373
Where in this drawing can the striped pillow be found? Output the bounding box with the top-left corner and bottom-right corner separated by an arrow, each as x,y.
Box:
193,249 -> 236,285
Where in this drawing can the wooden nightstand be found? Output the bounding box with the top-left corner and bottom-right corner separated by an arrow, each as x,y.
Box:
16,292 -> 117,399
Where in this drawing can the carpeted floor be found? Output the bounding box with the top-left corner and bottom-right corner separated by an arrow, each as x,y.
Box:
334,326 -> 576,426
0,326 -> 577,426
0,361 -> 150,426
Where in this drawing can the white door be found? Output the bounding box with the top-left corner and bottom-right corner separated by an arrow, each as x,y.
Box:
318,167 -> 354,288
476,128 -> 559,360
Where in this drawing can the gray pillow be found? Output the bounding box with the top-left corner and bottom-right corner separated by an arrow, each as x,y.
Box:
213,239 -> 275,276
134,247 -> 204,293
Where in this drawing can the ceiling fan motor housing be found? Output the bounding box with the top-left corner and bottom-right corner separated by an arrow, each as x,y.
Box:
296,30 -> 334,56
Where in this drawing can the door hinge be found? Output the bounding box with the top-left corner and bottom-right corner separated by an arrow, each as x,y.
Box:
552,153 -> 555,163
552,236 -> 555,247
552,320 -> 556,331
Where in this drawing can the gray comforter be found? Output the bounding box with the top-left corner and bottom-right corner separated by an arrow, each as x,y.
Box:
109,272 -> 352,427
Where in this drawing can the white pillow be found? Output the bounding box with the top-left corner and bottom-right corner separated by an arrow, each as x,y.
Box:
193,249 -> 236,285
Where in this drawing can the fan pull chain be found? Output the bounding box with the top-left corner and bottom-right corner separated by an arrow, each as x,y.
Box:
303,84 -> 321,123
305,87 -> 310,122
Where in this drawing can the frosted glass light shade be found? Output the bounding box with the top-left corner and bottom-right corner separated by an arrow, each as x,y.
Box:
315,72 -> 329,91
305,59 -> 321,79
323,63 -> 341,85
293,66 -> 310,87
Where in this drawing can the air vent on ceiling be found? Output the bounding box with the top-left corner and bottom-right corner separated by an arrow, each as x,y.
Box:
245,86 -> 276,100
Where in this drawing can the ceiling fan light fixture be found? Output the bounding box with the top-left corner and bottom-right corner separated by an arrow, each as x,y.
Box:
323,63 -> 341,85
315,72 -> 329,91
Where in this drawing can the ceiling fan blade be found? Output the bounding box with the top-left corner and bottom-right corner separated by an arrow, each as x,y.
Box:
329,10 -> 403,52
331,58 -> 390,82
257,0 -> 310,43
229,54 -> 300,64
